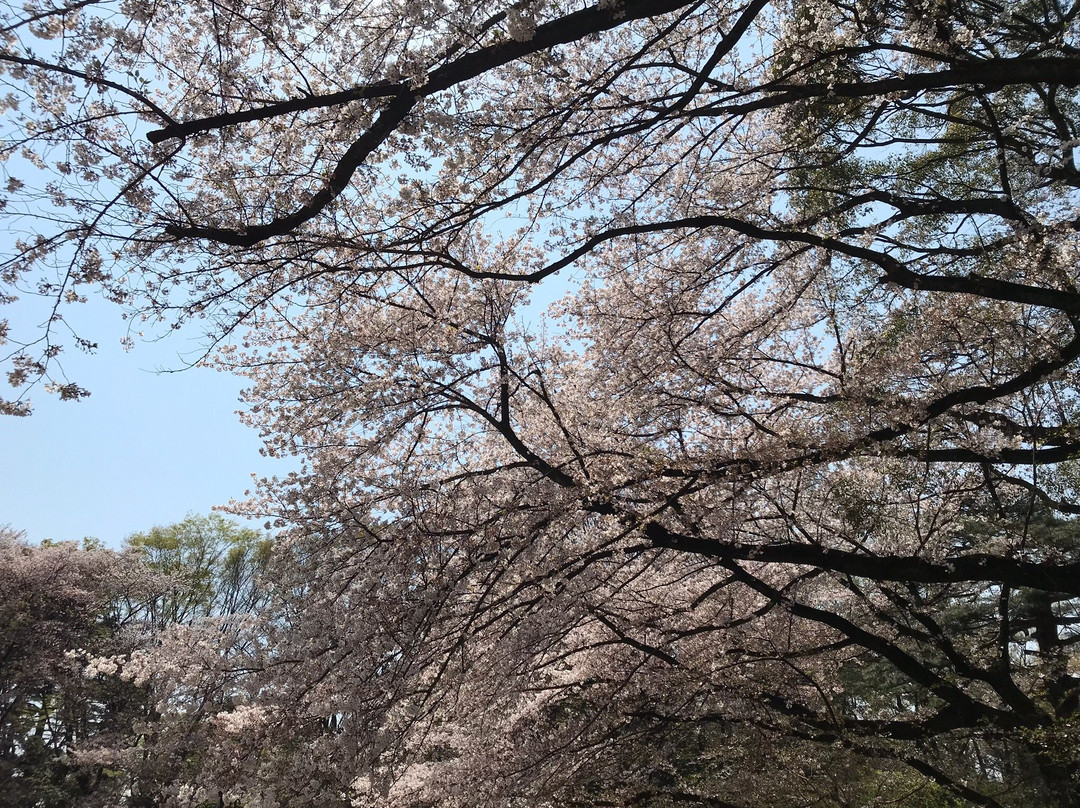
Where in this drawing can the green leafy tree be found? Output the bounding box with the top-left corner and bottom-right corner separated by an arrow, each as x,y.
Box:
126,513 -> 274,628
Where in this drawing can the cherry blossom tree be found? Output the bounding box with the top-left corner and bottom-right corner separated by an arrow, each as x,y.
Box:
4,0 -> 1080,805
0,519 -> 273,807
0,530 -> 157,807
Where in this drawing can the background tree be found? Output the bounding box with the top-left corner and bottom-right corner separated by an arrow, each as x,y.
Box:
0,517 -> 272,808
0,529 -> 154,808
127,512 -> 274,627
3,0 -> 1080,806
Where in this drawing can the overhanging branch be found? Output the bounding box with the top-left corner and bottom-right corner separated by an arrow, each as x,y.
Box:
645,522 -> 1080,596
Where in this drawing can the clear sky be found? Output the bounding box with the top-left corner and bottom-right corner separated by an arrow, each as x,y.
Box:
0,292 -> 291,548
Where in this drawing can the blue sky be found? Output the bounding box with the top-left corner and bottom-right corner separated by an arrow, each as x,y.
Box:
0,292 -> 290,548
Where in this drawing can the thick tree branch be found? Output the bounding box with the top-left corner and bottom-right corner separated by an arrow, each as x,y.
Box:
161,0 -> 712,246
717,559 -> 1027,728
146,82 -> 403,144
692,56 -> 1080,119
645,522 -> 1080,596
447,214 -> 1080,318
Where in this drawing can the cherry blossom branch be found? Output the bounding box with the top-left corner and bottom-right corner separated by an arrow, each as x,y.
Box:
146,82 -> 403,144
903,758 -> 1008,808
0,51 -> 178,124
989,470 -> 1080,515
717,559 -> 1039,727
643,522 -> 1080,596
162,0 -> 712,246
589,608 -> 680,667
453,213 -> 1080,314
686,56 -> 1080,119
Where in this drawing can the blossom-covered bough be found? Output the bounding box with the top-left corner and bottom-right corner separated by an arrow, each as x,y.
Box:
4,0 -> 1080,805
